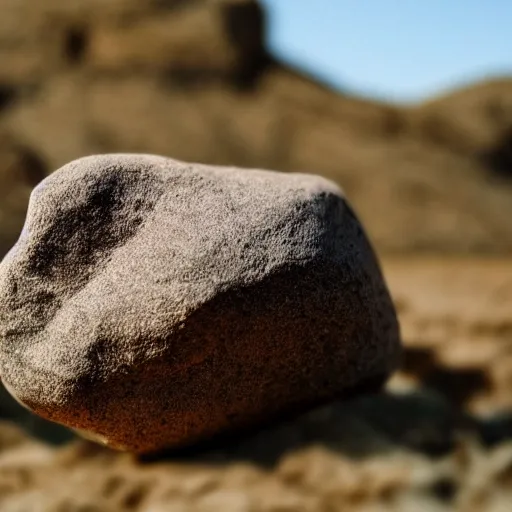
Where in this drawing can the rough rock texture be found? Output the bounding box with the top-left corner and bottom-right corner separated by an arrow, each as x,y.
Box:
1,0 -> 512,255
0,154 -> 400,453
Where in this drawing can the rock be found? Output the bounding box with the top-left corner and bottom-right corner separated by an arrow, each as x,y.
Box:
0,154 -> 400,453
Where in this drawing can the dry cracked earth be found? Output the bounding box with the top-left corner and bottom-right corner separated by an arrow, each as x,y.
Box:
0,257 -> 510,512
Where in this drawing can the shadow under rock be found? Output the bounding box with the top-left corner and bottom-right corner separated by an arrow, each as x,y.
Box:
1,372 -> 510,468
402,346 -> 492,407
140,387 -> 471,468
477,412 -> 512,448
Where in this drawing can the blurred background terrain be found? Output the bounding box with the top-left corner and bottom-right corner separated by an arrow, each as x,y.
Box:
0,1 -> 511,510
2,0 -> 512,256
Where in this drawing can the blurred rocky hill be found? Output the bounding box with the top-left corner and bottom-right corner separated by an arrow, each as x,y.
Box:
1,0 -> 512,256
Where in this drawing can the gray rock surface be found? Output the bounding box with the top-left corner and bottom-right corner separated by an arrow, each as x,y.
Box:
0,154 -> 400,453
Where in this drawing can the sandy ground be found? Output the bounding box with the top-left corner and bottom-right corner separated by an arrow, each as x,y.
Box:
0,257 -> 511,512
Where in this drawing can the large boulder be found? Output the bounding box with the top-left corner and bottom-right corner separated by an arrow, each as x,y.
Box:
0,154 -> 401,453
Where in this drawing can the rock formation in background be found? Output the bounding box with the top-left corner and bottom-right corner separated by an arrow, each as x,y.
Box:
1,0 -> 512,256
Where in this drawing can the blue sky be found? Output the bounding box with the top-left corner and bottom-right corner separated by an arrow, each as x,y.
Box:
260,0 -> 512,103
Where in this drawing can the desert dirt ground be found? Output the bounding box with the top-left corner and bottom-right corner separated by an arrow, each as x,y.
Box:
0,256 -> 511,512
